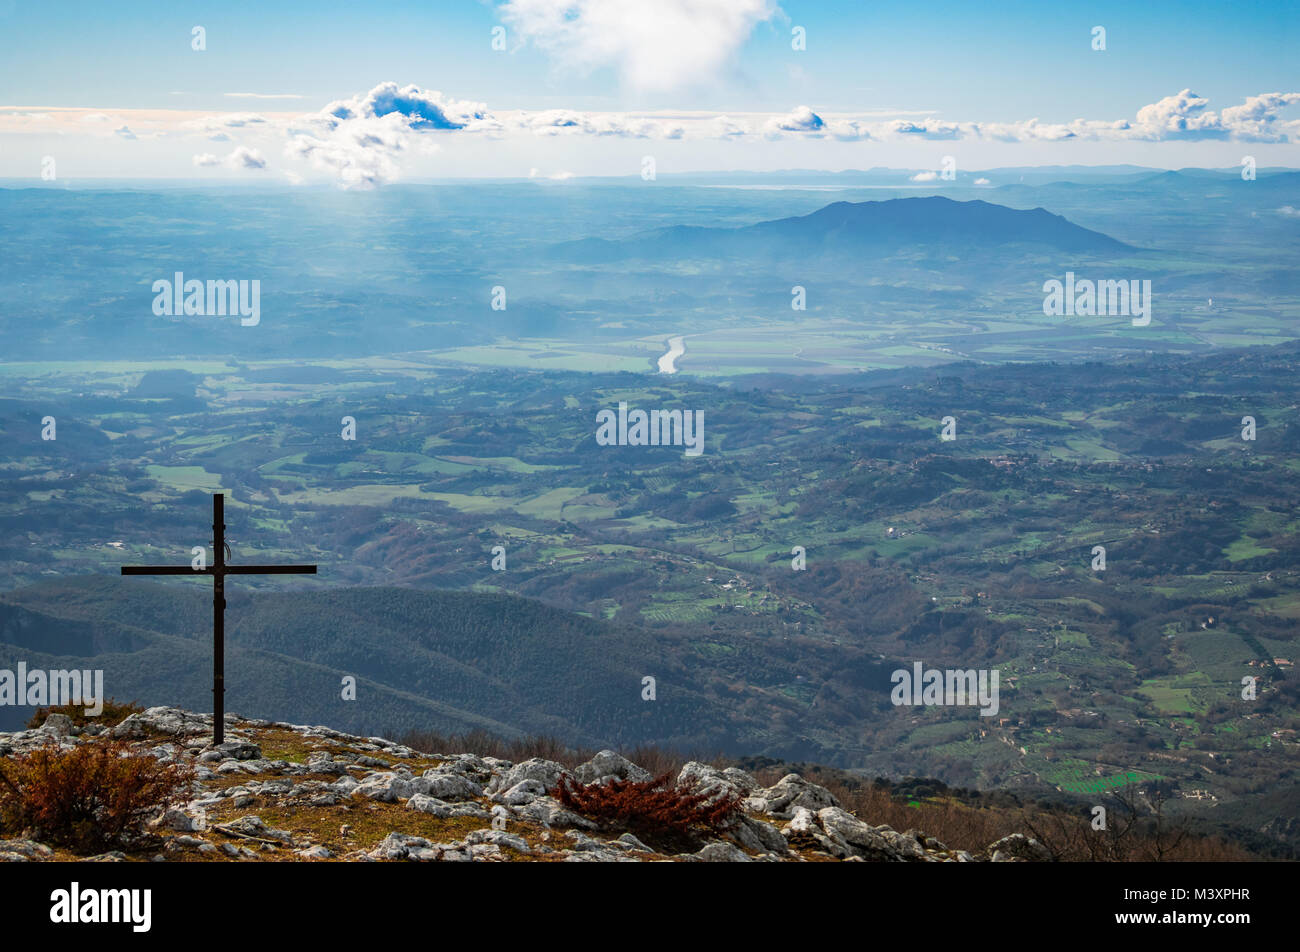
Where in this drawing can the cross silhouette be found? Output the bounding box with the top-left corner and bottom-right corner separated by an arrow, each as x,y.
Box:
120,493 -> 316,744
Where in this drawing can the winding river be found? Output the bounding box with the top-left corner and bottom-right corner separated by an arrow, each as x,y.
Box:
657,335 -> 685,373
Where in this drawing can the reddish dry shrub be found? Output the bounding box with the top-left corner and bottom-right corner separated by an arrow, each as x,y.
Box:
0,739 -> 193,852
26,697 -> 145,730
401,728 -> 594,767
398,727 -> 718,775
556,772 -> 742,853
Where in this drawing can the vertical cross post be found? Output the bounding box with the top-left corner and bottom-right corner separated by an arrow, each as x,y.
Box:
213,493 -> 226,744
121,492 -> 316,747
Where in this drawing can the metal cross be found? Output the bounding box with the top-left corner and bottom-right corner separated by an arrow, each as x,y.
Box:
121,493 -> 316,744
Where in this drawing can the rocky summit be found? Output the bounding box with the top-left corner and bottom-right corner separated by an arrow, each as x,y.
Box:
0,707 -> 1051,863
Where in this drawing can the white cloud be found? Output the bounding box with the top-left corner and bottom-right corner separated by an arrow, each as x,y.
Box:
910,171 -> 939,182
825,119 -> 872,141
1220,92 -> 1300,141
765,105 -> 826,137
322,82 -> 492,131
710,115 -> 750,138
283,82 -> 493,188
283,81 -> 697,187
192,147 -> 267,171
1130,89 -> 1225,139
180,113 -> 269,138
227,146 -> 267,170
512,108 -> 682,138
286,114 -> 408,189
980,118 -> 1077,142
113,125 -> 137,140
884,118 -> 967,140
758,90 -> 1300,145
974,177 -> 991,186
498,0 -> 779,92
1067,89 -> 1300,143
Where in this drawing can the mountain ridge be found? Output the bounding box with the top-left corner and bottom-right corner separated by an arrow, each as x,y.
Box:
0,576 -> 894,756
552,195 -> 1132,263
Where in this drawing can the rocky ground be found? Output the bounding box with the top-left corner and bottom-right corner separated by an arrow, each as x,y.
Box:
0,707 -> 1051,863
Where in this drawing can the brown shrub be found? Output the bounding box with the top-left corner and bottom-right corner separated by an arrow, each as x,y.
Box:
0,739 -> 194,852
399,727 -> 723,778
26,697 -> 145,730
557,772 -> 743,854
401,727 -> 596,767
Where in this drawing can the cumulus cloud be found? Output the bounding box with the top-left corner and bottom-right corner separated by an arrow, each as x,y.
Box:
910,171 -> 939,182
286,114 -> 408,189
282,83 -> 495,188
974,177 -> 991,186
1035,89 -> 1300,143
1219,91 -> 1300,141
825,119 -> 872,141
227,146 -> 267,169
765,105 -> 826,137
283,81 -> 697,187
1130,89 -> 1225,139
323,82 -> 492,131
884,118 -> 967,140
192,147 -> 267,171
710,115 -> 750,138
113,125 -> 137,140
498,0 -> 778,92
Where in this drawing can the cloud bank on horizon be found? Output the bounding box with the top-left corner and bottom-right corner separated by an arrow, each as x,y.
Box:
204,84 -> 1300,188
5,83 -> 1297,189
0,0 -> 1296,186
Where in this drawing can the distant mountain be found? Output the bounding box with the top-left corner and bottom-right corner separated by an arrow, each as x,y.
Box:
551,196 -> 1131,263
1136,168 -> 1300,190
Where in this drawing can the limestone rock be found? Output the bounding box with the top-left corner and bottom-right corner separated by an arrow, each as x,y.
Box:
574,750 -> 652,785
986,833 -> 1052,863
486,758 -> 569,796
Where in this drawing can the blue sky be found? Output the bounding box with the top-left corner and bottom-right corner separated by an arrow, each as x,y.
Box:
1,0 -> 1296,182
